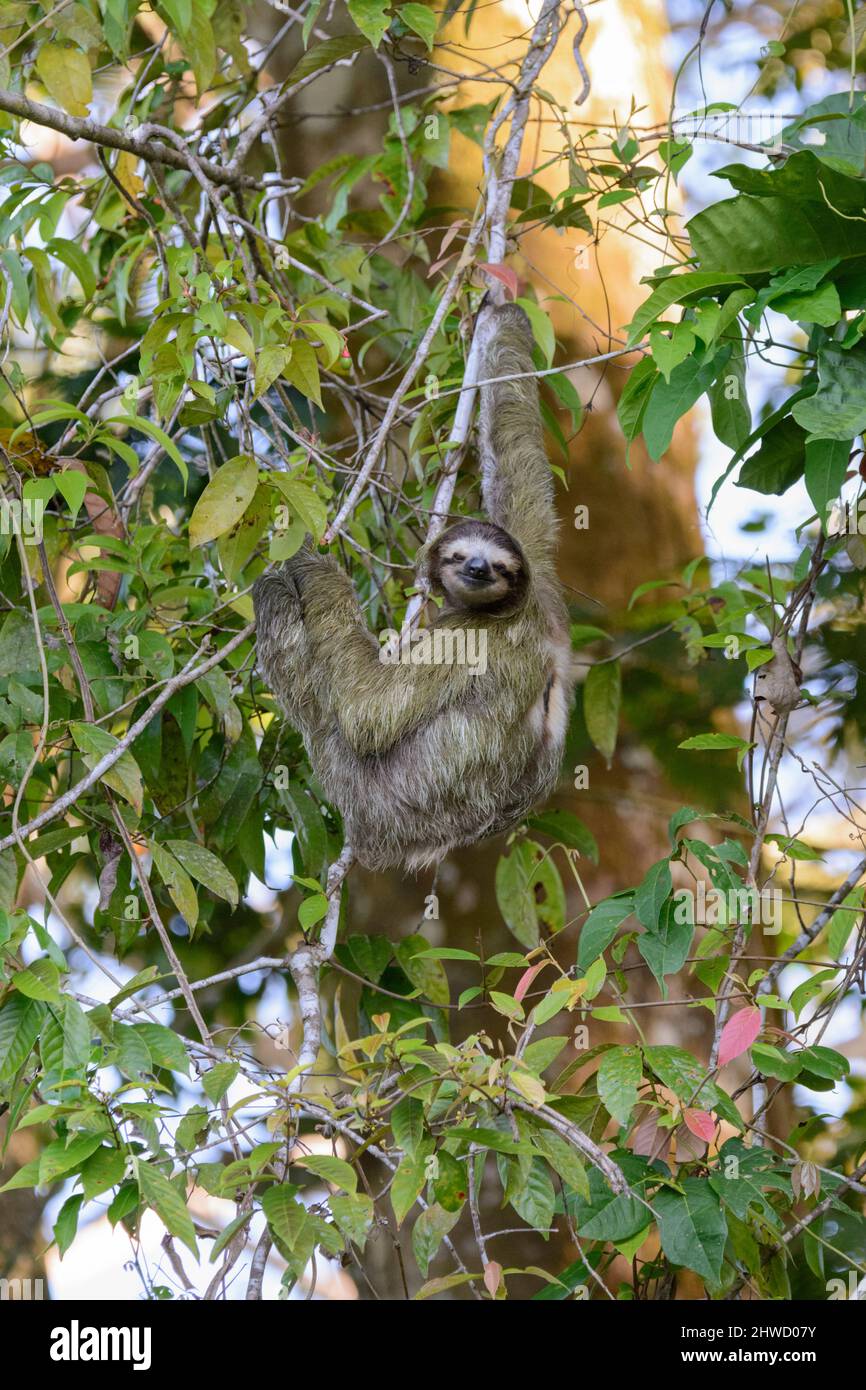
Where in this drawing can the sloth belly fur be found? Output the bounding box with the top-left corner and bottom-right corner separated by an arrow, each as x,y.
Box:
310,630 -> 571,872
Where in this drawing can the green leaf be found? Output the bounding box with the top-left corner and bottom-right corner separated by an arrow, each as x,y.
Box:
774,280 -> 841,327
400,2 -> 437,49
510,1157 -> 556,1235
0,995 -> 46,1079
527,809 -> 598,862
650,322 -> 696,383
138,1160 -> 198,1256
12,958 -> 62,1002
345,934 -> 392,983
688,190 -> 866,274
283,340 -> 324,408
392,1097 -> 425,1158
160,0 -> 192,32
708,332 -> 750,450
617,356 -> 658,448
828,886 -> 864,958
791,347 -> 866,441
54,998 -> 91,1074
329,1193 -> 374,1249
797,1044 -> 849,1080
150,841 -> 198,930
46,236 -> 97,301
298,1155 -> 357,1193
182,7 -> 216,96
643,352 -> 721,460
54,1193 -> 85,1258
531,1126 -> 589,1199
495,842 -> 540,949
634,859 -> 672,931
805,437 -> 852,528
395,935 -> 449,1005
286,33 -> 369,82
298,893 -> 328,930
271,476 -> 327,540
117,1025 -> 152,1081
348,0 -> 391,48
750,1043 -> 802,1082
654,1178 -> 727,1284
391,1140 -> 434,1226
577,895 -> 634,972
736,415 -> 807,497
626,272 -> 747,347
105,416 -> 188,487
411,1202 -> 459,1276
80,1146 -> 126,1200
570,1161 -> 651,1243
203,1061 -> 239,1103
583,660 -> 620,765
254,344 -> 290,399
70,722 -> 144,813
432,1151 -> 468,1212
36,43 -> 92,116
189,455 -> 258,547
679,732 -> 751,754
637,901 -> 694,998
166,840 -> 238,908
597,1046 -> 642,1127
38,1133 -> 103,1184
645,1045 -> 740,1127
208,1210 -> 253,1262
131,1022 -> 190,1075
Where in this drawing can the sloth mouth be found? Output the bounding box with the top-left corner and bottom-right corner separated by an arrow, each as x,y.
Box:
459,571 -> 495,587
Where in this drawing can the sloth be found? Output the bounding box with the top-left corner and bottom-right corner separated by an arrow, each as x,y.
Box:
253,302 -> 573,872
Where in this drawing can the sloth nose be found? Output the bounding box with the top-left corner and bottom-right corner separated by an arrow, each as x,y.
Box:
465,557 -> 491,580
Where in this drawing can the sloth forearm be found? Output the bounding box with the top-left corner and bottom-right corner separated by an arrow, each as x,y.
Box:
478,307 -> 557,562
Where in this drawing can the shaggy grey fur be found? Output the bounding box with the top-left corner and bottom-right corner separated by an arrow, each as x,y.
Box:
253,303 -> 574,871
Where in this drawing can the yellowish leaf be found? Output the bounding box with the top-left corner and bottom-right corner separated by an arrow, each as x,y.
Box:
189,455 -> 258,547
36,43 -> 92,117
114,150 -> 145,200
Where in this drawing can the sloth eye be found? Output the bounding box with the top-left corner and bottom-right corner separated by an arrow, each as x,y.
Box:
493,563 -> 508,576
449,552 -> 465,563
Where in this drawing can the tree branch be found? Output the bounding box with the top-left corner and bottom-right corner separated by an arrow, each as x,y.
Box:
0,87 -> 262,190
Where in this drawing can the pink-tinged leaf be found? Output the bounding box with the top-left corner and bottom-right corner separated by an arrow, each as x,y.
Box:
477,263 -> 520,301
483,1261 -> 502,1297
673,1123 -> 706,1163
628,1106 -> 668,1160
683,1108 -> 716,1144
514,963 -> 544,1003
718,1007 -> 762,1068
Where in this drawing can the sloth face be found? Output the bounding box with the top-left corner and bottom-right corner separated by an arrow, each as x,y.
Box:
430,522 -> 528,613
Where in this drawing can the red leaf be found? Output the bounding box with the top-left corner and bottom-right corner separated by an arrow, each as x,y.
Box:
514,963 -> 544,1003
477,263 -> 520,301
717,1007 -> 762,1068
483,1261 -> 502,1297
683,1108 -> 716,1144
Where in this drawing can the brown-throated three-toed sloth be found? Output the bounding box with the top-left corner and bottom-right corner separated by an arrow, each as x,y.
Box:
253,302 -> 573,871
